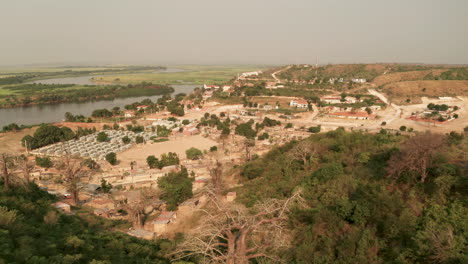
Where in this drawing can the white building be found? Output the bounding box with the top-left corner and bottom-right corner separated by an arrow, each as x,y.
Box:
290,100 -> 308,108
351,78 -> 367,83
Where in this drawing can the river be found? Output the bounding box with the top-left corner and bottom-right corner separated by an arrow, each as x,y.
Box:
0,69 -> 198,127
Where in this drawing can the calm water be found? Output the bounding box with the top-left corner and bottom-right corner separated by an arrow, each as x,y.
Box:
27,68 -> 189,85
0,84 -> 198,127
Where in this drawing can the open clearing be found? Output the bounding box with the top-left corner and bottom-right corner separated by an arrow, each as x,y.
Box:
0,128 -> 36,153
382,80 -> 468,104
118,134 -> 217,167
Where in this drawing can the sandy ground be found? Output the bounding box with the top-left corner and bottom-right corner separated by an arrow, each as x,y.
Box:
118,134 -> 218,167
0,128 -> 36,154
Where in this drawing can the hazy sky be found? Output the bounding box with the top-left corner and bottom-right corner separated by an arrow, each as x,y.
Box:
1,0 -> 467,66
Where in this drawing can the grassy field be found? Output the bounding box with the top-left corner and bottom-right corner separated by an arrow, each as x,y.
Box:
94,65 -> 269,85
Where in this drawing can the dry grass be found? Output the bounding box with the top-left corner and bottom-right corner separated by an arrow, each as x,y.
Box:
382,80 -> 468,104
0,128 -> 37,154
373,69 -> 447,86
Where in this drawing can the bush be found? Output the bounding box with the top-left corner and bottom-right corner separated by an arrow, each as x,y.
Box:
147,155 -> 159,168
381,121 -> 387,126
399,126 -> 407,132
285,123 -> 293,129
96,132 -> 109,142
36,156 -> 53,168
186,147 -> 203,160
308,126 -> 321,133
258,132 -> 269,140
158,167 -> 193,211
135,136 -> 144,144
105,152 -> 117,165
210,146 -> 218,152
122,136 -> 131,144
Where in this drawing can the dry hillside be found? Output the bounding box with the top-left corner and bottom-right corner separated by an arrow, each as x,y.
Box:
382,80 -> 468,103
373,69 -> 447,86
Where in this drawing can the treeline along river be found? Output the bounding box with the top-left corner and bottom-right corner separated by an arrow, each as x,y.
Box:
0,74 -> 197,127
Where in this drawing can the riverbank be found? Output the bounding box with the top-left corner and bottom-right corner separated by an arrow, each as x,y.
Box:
0,84 -> 197,127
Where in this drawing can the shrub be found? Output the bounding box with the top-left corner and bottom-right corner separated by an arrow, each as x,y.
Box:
96,132 -> 109,142
105,152 -> 117,165
210,146 -> 218,152
122,136 -> 131,144
186,147 -> 203,160
36,156 -> 53,168
399,126 -> 407,132
135,136 -> 144,144
308,126 -> 321,133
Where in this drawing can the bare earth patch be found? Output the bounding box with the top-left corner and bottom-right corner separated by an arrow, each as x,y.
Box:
382,80 -> 468,104
118,134 -> 218,167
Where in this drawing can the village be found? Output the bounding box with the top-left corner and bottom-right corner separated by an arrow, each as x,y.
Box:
3,65 -> 467,242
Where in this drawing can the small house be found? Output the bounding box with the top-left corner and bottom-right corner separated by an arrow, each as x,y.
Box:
151,211 -> 177,233
226,192 -> 237,202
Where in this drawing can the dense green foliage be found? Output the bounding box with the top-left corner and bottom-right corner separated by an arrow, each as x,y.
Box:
235,120 -> 257,139
0,82 -> 174,109
236,129 -> 467,263
105,152 -> 117,165
21,125 -> 75,149
185,147 -> 203,160
157,167 -> 193,211
96,132 -> 109,142
0,183 -> 169,263
308,125 -> 321,133
35,156 -> 53,168
146,152 -> 180,169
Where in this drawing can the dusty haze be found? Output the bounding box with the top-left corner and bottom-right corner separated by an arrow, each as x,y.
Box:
1,0 -> 467,66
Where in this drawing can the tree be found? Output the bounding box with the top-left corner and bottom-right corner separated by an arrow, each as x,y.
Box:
235,122 -> 257,139
172,192 -> 302,264
96,132 -> 109,142
287,140 -> 323,169
105,152 -> 117,165
400,126 -> 407,132
210,146 -> 218,152
135,136 -> 144,144
36,156 -> 53,168
186,147 -> 203,160
0,153 -> 14,190
81,158 -> 99,170
91,108 -> 112,118
59,155 -> 89,205
244,139 -> 255,162
147,155 -> 159,169
160,152 -> 180,168
158,167 -> 193,210
16,155 -> 34,183
117,188 -> 159,228
387,132 -> 445,182
308,125 -> 321,133
100,179 -> 112,193
122,136 -> 131,144
210,160 -> 223,196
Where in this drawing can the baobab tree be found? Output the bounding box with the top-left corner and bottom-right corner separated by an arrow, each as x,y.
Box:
244,139 -> 255,162
287,140 -> 323,170
16,155 -> 34,183
117,188 -> 159,228
0,153 -> 14,190
387,132 -> 445,182
172,191 -> 303,264
59,155 -> 89,205
210,160 -> 223,196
